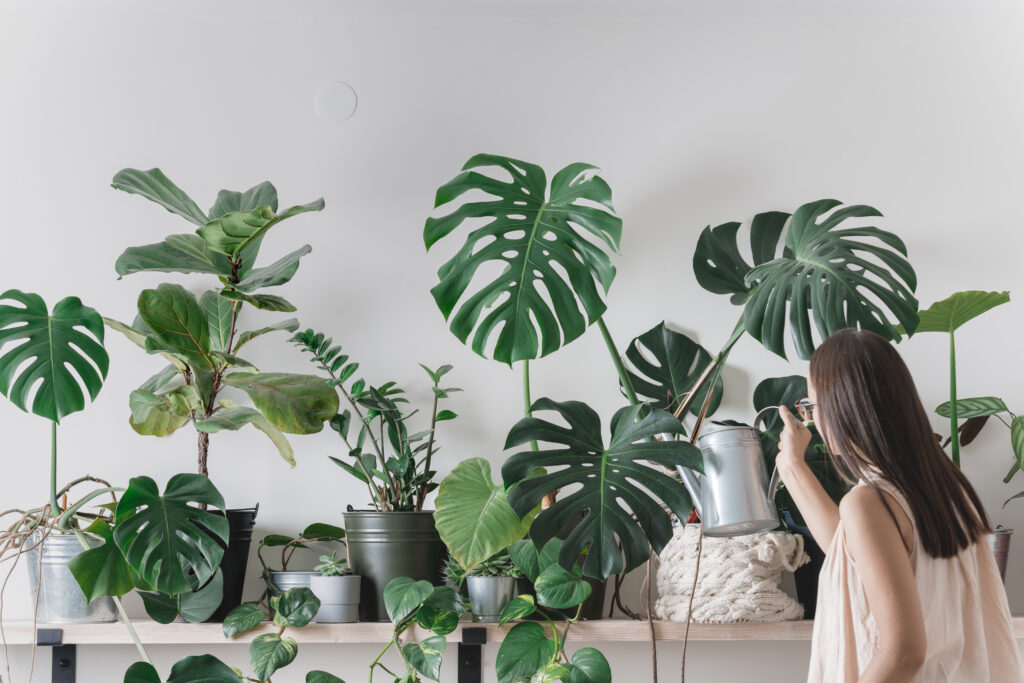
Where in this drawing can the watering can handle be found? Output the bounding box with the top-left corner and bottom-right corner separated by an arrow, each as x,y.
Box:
754,406 -> 783,504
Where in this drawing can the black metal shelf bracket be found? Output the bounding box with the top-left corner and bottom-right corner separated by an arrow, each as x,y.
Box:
458,626 -> 487,683
36,628 -> 75,683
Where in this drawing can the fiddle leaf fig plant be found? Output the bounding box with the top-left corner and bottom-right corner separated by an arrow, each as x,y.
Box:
502,400 -> 704,579
107,168 -> 339,477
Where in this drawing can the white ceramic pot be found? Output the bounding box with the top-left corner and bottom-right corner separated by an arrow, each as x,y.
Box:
310,575 -> 361,623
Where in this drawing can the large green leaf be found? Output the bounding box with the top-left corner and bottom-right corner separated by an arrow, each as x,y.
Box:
194,404 -> 296,467
138,284 -> 216,370
495,622 -> 556,683
250,633 -> 298,680
68,520 -> 135,602
424,154 -> 622,364
415,586 -> 465,636
383,577 -> 434,624
200,290 -> 235,352
936,397 -> 1009,419
503,400 -> 703,579
125,655 -> 243,683
223,372 -> 339,434
235,245 -> 312,293
198,200 -> 325,258
223,602 -> 267,638
114,474 -> 229,595
915,291 -> 1010,334
624,321 -> 722,415
128,387 -> 196,437
693,200 -> 919,360
139,569 -> 224,623
534,565 -> 591,609
434,458 -> 537,573
497,594 -> 537,624
115,234 -> 233,278
0,291 -> 108,422
567,648 -> 612,683
508,538 -> 562,584
112,168 -> 208,227
208,181 -> 279,220
403,635 -> 447,681
271,586 -> 320,628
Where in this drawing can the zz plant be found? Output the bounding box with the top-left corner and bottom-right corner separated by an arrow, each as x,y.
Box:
107,168 -> 339,477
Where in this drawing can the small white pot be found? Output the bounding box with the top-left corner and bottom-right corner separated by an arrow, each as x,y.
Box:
310,575 -> 361,623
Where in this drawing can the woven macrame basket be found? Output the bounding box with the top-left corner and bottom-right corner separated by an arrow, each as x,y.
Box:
655,524 -> 810,623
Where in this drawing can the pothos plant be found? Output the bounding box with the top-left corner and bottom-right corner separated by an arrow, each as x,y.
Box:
256,522 -> 347,599
290,328 -> 460,511
106,168 -> 340,477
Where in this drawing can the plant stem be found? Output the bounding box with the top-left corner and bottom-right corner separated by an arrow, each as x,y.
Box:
596,317 -> 638,406
56,487 -> 124,530
523,360 -> 538,452
949,330 -> 960,468
369,638 -> 395,683
417,389 -> 440,511
673,317 -> 744,422
49,422 -> 59,521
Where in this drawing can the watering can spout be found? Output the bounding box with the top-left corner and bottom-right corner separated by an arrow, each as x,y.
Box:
676,466 -> 703,520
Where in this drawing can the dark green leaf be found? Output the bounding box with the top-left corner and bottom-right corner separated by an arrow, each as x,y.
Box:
112,168 -> 208,226
306,673 -> 346,683
403,635 -> 447,681
936,397 -> 1008,419
436,409 -> 458,421
508,538 -> 562,584
235,245 -> 312,293
624,321 -> 721,415
198,200 -> 325,258
178,570 -> 224,623
301,523 -> 346,541
220,289 -> 298,312
138,284 -> 216,370
234,319 -> 300,353
250,633 -> 298,680
383,577 -> 434,624
0,291 -> 109,422
567,648 -> 612,683
115,234 -> 233,278
223,372 -> 340,434
503,400 -> 703,579
272,586 -> 320,628
68,520 -> 134,601
139,590 -> 180,624
167,655 -> 243,682
425,154 -> 622,364
915,291 -> 1010,334
208,181 -> 278,220
223,602 -> 266,638
497,594 -> 536,624
199,290 -> 235,352
495,622 -> 556,683
535,564 -> 591,609
124,662 -> 161,683
416,586 -> 465,635
114,474 -> 228,595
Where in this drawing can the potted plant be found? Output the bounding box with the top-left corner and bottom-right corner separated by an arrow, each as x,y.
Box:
290,328 -> 460,621
310,552 -> 360,623
105,167 -> 340,619
256,523 -> 347,602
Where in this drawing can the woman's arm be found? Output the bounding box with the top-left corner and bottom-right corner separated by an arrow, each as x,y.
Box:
841,486 -> 926,682
776,406 -> 840,549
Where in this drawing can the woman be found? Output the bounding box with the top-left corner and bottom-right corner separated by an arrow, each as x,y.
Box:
777,328 -> 1024,683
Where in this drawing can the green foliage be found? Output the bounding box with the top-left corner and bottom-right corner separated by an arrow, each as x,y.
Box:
566,648 -> 613,683
623,321 -> 722,416
67,520 -> 135,602
124,655 -> 243,683
250,633 -> 299,680
496,622 -> 557,683
292,328 -> 460,511
424,154 -> 622,365
306,673 -> 347,683
402,635 -> 446,681
271,586 -> 320,628
497,594 -> 536,624
0,290 -> 109,423
503,400 -> 703,579
937,397 -> 1009,419
314,551 -> 351,577
693,199 -> 919,360
222,602 -> 266,638
138,569 -> 224,624
222,372 -> 340,434
914,290 -> 1010,333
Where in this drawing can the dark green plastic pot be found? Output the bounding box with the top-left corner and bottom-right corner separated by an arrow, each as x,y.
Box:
343,511 -> 445,622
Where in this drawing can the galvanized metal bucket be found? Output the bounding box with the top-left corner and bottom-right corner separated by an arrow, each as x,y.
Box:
24,531 -> 117,623
466,576 -> 516,622
267,570 -> 320,596
987,526 -> 1012,583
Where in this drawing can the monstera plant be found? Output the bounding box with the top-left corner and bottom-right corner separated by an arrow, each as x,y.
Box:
106,168 -> 339,477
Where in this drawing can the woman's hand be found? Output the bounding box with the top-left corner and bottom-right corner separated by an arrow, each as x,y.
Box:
777,405 -> 812,475
774,404 -> 839,548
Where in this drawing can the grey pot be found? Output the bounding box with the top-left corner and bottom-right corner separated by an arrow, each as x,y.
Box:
466,576 -> 516,623
310,575 -> 361,623
988,526 -> 1012,583
267,570 -> 320,597
25,531 -> 117,623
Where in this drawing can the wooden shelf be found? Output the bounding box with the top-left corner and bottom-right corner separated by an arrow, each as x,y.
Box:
5,617 -> 1024,645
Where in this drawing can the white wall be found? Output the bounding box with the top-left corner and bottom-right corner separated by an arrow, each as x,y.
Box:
1,0 -> 1023,681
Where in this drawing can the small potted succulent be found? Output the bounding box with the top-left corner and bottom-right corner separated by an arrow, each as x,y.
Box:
310,551 -> 360,623
444,552 -> 520,623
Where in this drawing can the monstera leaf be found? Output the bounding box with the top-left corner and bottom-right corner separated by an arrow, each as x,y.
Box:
502,400 -> 703,579
0,291 -> 109,423
424,154 -> 622,364
434,458 -> 538,573
124,656 -> 242,683
693,199 -> 919,360
623,321 -> 722,416
114,474 -> 229,596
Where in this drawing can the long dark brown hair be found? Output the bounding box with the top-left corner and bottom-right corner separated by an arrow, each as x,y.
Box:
809,328 -> 990,558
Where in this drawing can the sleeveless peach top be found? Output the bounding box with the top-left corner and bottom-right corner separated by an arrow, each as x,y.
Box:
808,479 -> 1024,682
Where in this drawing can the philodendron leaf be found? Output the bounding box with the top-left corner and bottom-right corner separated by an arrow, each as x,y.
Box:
403,635 -> 447,681
624,321 -> 721,415
306,673 -> 346,683
383,577 -> 434,624
198,199 -> 325,258
416,586 -> 465,636
200,290 -> 235,352
434,458 -> 537,573
208,181 -> 279,220
0,290 -> 109,422
693,200 -> 920,360
138,283 -> 217,370
223,372 -> 340,434
936,397 -> 1009,419
115,234 -> 234,278
567,648 -> 612,683
424,154 -> 622,365
508,538 -> 562,584
497,594 -> 537,624
233,319 -> 300,353
250,633 -> 299,680
223,602 -> 267,638
128,387 -> 197,437
271,586 -> 320,628
495,622 -> 556,683
124,655 -> 243,683
114,474 -> 228,596
915,291 -> 1010,334
112,168 -> 208,226
534,564 -> 591,609
68,520 -> 135,602
503,400 -> 703,579
220,289 -> 298,312
235,245 -> 313,293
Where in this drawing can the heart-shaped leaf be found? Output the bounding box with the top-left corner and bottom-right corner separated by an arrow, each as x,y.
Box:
693,200 -> 919,360
68,520 -> 134,602
138,283 -> 216,371
250,633 -> 298,680
936,397 -> 1009,419
624,321 -> 721,416
503,400 -> 703,579
114,474 -> 228,595
0,291 -> 109,423
495,622 -> 556,683
383,577 -> 434,624
124,662 -> 162,683
434,458 -> 537,573
567,648 -> 612,683
534,564 -> 591,609
915,291 -> 1010,334
271,586 -> 320,628
223,372 -> 339,434
223,602 -> 267,638
508,538 -> 563,584
424,154 -> 622,364
498,594 -> 537,624
306,673 -> 346,683
402,635 -> 447,681
416,586 -> 466,635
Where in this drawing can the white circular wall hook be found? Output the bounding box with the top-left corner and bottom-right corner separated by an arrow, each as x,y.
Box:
315,81 -> 358,123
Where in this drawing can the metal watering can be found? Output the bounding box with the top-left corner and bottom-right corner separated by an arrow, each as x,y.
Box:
677,406 -> 782,537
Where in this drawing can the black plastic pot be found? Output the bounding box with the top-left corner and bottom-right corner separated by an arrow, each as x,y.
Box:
207,506 -> 259,622
782,510 -> 824,619
343,511 -> 445,622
